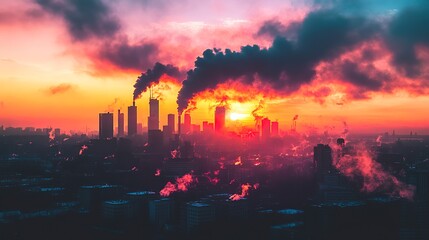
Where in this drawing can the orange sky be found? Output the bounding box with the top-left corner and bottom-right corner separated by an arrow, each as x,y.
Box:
0,0 -> 428,135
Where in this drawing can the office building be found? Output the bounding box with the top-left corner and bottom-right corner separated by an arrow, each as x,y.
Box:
126,191 -> 157,219
128,101 -> 137,136
168,113 -> 175,134
149,198 -> 173,229
215,106 -> 226,133
182,113 -> 191,134
314,144 -> 333,175
148,98 -> 160,130
99,112 -> 113,139
186,201 -> 216,232
148,129 -> 163,152
261,118 -> 271,140
102,200 -> 132,220
118,109 -> 124,137
271,121 -> 279,136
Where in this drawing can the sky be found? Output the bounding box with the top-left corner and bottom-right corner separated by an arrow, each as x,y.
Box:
0,0 -> 428,135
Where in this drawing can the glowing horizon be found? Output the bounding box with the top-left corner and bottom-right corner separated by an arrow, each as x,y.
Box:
1,1 -> 429,135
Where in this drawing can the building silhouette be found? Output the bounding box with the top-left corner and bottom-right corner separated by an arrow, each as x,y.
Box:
183,113 -> 191,134
168,113 -> 175,134
261,117 -> 271,141
99,112 -> 113,139
271,121 -> 279,136
314,144 -> 333,175
118,109 -> 124,137
128,102 -> 137,136
215,106 -> 225,133
148,98 -> 159,131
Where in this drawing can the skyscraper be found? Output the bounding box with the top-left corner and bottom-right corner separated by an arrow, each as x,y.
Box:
271,121 -> 279,136
168,114 -> 175,134
128,101 -> 137,136
183,113 -> 191,134
313,144 -> 333,174
118,109 -> 124,137
99,112 -> 114,139
214,106 -> 225,133
261,117 -> 271,140
148,98 -> 160,131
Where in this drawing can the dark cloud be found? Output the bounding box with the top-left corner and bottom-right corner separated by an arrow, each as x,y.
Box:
177,10 -> 380,113
98,39 -> 159,71
257,20 -> 289,38
386,3 -> 429,78
47,83 -> 75,95
35,0 -> 120,41
134,62 -> 183,100
340,60 -> 387,91
256,19 -> 301,41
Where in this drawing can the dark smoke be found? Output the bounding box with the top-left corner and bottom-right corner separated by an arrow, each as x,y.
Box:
133,62 -> 182,100
177,10 -> 379,113
257,20 -> 290,38
386,3 -> 429,78
340,60 -> 389,92
98,39 -> 158,71
35,0 -> 120,41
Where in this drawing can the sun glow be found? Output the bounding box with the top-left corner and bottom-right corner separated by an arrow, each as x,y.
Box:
229,112 -> 249,121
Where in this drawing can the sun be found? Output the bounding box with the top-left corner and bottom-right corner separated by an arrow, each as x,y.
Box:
229,112 -> 249,121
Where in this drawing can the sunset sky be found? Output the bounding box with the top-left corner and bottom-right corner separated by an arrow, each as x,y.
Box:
1,0 -> 429,135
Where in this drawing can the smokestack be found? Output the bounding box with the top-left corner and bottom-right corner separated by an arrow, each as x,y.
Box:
178,114 -> 181,136
133,100 -> 135,106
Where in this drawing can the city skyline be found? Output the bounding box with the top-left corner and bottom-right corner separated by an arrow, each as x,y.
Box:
1,1 -> 429,135
1,1 -> 429,239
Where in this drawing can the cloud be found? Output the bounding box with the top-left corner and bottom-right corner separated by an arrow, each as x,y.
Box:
177,10 -> 380,113
46,83 -> 75,95
386,3 -> 429,77
96,38 -> 159,71
35,0 -> 120,41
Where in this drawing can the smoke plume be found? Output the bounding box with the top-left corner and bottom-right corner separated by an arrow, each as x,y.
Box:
333,143 -> 415,200
159,173 -> 197,197
177,10 -> 379,113
133,62 -> 182,100
35,0 -> 120,41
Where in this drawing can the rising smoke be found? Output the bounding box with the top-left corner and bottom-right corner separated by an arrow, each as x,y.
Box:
177,10 -> 380,113
133,62 -> 183,100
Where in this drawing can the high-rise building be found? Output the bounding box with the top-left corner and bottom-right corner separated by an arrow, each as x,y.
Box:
183,113 -> 191,134
118,109 -> 124,137
149,198 -> 173,229
148,98 -> 160,131
271,121 -> 279,136
261,117 -> 271,140
128,102 -> 137,136
148,129 -> 163,152
202,121 -> 211,133
168,113 -> 175,134
313,144 -> 333,175
215,106 -> 226,133
186,201 -> 216,232
99,112 -> 114,139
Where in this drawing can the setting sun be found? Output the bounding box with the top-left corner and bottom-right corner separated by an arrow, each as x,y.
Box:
229,112 -> 249,121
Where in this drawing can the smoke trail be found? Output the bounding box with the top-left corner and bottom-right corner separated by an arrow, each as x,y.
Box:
133,62 -> 182,100
332,142 -> 415,200
251,100 -> 265,128
177,10 -> 379,113
159,173 -> 197,197
35,0 -> 120,41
